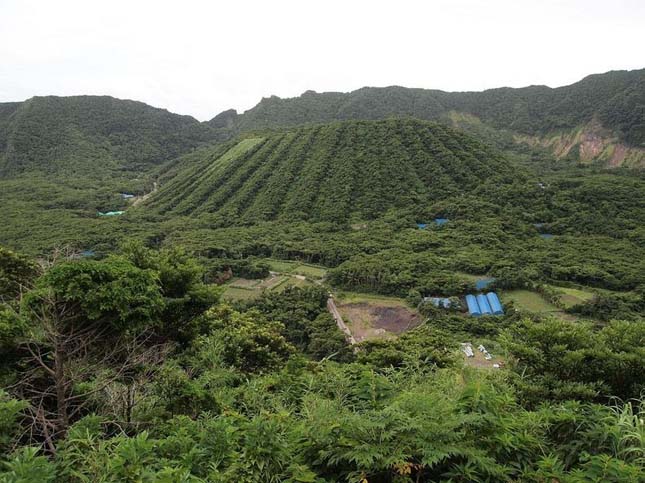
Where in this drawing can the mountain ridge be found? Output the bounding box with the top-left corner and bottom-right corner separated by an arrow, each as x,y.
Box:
0,68 -> 643,175
220,68 -> 644,167
0,95 -> 227,178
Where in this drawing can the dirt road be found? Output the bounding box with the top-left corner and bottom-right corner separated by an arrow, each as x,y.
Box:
131,181 -> 158,207
327,297 -> 357,345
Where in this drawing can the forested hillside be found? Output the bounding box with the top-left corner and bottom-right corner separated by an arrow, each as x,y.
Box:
220,68 -> 645,167
0,96 -> 226,178
146,119 -> 522,224
0,242 -> 643,482
0,71 -> 643,482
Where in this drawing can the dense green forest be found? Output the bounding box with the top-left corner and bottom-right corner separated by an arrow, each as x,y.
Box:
146,119 -> 520,223
0,69 -> 643,482
0,96 -> 227,178
2,68 -> 643,182
0,241 -> 643,482
226,68 -> 645,148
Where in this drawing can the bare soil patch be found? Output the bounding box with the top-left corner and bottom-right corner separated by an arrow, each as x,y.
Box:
339,302 -> 422,342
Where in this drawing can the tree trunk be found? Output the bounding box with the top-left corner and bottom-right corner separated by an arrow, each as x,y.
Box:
54,337 -> 69,436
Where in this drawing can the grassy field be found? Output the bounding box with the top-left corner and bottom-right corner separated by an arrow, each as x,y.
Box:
292,264 -> 327,279
336,291 -> 410,305
222,286 -> 262,301
500,289 -> 579,321
264,259 -> 298,273
263,259 -> 327,279
500,290 -> 560,313
274,276 -> 312,292
550,285 -> 595,308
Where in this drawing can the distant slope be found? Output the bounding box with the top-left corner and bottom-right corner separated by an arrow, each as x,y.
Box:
0,96 -> 227,178
145,119 -> 522,225
218,69 -> 645,167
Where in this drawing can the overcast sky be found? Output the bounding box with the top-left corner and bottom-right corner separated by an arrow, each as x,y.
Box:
1,0 -> 643,121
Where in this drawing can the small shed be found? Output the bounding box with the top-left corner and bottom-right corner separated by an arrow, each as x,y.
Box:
425,297 -> 452,309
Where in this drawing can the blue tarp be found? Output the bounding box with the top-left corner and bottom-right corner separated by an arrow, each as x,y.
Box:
465,294 -> 481,316
486,292 -> 504,315
81,250 -> 95,257
435,218 -> 449,226
475,278 -> 495,290
539,234 -> 554,239
417,223 -> 427,229
477,294 -> 493,315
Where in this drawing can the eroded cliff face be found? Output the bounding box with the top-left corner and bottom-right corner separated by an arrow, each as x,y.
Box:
515,120 -> 645,168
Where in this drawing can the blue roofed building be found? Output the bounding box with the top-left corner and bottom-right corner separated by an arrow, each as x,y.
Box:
465,294 -> 481,317
476,294 -> 493,315
486,292 -> 504,315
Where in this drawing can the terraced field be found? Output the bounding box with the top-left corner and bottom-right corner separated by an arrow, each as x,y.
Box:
222,259 -> 327,301
144,119 -> 516,224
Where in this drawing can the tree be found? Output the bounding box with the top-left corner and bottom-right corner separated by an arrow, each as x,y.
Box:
0,247 -> 40,302
193,305 -> 294,373
13,257 -> 164,451
502,318 -> 645,405
119,241 -> 221,343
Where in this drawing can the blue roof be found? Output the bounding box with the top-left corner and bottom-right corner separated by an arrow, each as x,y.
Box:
486,292 -> 504,315
466,292 -> 504,317
465,294 -> 481,316
477,294 -> 493,315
